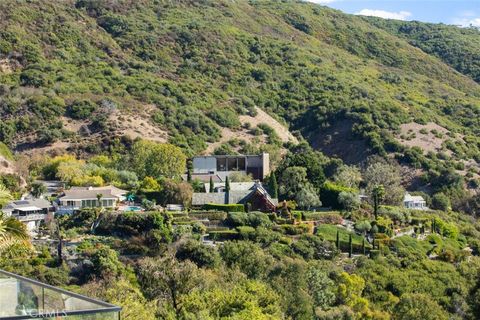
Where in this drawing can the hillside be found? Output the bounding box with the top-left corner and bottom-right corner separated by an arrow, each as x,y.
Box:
0,0 -> 479,186
363,17 -> 480,83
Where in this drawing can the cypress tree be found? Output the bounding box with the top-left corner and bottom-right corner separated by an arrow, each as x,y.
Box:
209,176 -> 214,193
372,233 -> 376,249
225,176 -> 230,192
348,234 -> 353,258
269,172 -> 278,199
187,169 -> 192,182
336,230 -> 340,251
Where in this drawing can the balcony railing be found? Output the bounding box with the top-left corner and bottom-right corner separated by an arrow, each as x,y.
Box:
0,269 -> 121,319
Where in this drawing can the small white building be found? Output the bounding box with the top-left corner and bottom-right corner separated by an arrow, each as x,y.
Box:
403,193 -> 427,210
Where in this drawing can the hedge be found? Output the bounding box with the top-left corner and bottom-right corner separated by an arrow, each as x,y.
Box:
302,212 -> 343,224
189,211 -> 227,221
202,204 -> 245,213
207,230 -> 239,241
279,224 -> 310,235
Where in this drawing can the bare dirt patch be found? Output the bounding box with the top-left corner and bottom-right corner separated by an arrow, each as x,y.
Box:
108,105 -> 168,143
239,107 -> 298,144
205,107 -> 297,154
0,155 -> 16,174
0,58 -> 19,74
396,122 -> 451,154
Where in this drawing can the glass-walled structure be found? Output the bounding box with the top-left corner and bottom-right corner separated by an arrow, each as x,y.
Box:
0,270 -> 121,320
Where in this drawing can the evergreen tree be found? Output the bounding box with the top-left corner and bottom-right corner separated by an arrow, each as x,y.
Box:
372,185 -> 385,220
268,172 -> 278,198
336,230 -> 340,250
187,169 -> 192,182
362,238 -> 366,255
348,234 -> 353,258
225,176 -> 230,192
209,176 -> 214,193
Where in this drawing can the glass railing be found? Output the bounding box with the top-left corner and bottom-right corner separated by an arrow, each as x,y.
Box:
0,270 -> 121,320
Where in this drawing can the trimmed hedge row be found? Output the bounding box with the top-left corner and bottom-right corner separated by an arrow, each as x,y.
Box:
189,211 -> 228,220
207,230 -> 239,241
202,204 -> 245,213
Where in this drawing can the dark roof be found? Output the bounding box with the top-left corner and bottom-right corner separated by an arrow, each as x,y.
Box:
192,183 -> 277,207
3,198 -> 52,211
183,173 -> 223,183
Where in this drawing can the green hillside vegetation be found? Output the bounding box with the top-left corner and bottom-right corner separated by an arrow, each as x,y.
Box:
364,17 -> 480,83
0,0 -> 479,168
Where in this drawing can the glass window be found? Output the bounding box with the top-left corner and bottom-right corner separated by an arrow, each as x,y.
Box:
217,157 -> 227,171
227,157 -> 237,171
237,157 -> 246,171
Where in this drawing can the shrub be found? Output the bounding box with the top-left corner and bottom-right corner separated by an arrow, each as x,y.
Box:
67,99 -> 97,119
175,240 -> 219,268
207,230 -> 239,241
280,224 -> 309,235
320,181 -> 356,209
431,193 -> 451,211
202,204 -> 245,213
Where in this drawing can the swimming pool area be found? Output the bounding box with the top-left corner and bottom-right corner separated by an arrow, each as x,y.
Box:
123,206 -> 144,212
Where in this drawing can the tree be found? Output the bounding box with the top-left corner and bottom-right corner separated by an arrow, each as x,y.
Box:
333,165 -> 362,189
0,184 -> 13,207
140,176 -> 160,191
279,166 -> 320,207
336,230 -> 340,250
372,185 -> 385,220
364,160 -> 404,205
96,193 -> 103,207
225,176 -> 230,192
0,213 -> 31,257
296,184 -> 321,209
338,191 -> 360,212
130,140 -> 186,179
431,192 -> 451,211
306,267 -> 336,311
348,234 -> 353,258
137,255 -> 202,317
82,278 -> 156,320
209,176 -> 214,193
30,182 -> 47,198
393,293 -> 448,320
161,180 -> 193,208
268,172 -> 278,199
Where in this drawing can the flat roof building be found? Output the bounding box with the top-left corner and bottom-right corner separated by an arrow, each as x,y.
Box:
192,153 -> 270,181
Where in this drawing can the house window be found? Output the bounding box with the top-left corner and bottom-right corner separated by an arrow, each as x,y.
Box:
237,157 -> 246,171
67,201 -> 75,207
217,157 -> 227,171
227,157 -> 238,171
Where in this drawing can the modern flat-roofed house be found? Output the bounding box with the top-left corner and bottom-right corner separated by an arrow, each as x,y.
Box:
192,153 -> 270,181
192,182 -> 278,212
2,198 -> 53,232
404,193 -> 428,210
57,186 -> 127,213
0,269 -> 121,319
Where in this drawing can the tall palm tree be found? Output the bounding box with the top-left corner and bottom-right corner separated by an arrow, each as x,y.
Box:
0,184 -> 13,208
0,213 -> 31,256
